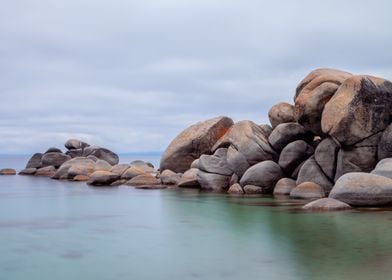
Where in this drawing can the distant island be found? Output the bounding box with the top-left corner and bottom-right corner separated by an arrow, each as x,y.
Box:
4,68 -> 392,211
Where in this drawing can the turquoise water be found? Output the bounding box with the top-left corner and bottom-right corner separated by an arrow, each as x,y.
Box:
1,156 -> 392,280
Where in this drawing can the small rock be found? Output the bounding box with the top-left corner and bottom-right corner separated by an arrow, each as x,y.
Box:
290,182 -> 326,199
121,166 -> 147,180
296,157 -> 333,193
177,168 -> 200,188
0,168 -> 16,175
160,169 -> 181,185
44,147 -> 62,154
135,185 -> 167,190
268,122 -> 313,151
302,198 -> 351,211
126,174 -> 161,186
268,102 -> 295,128
227,183 -> 244,194
371,158 -> 392,179
278,140 -> 314,174
35,166 -> 56,177
243,185 -> 263,194
110,179 -> 128,186
87,171 -> 119,186
273,178 -> 296,195
110,164 -> 131,176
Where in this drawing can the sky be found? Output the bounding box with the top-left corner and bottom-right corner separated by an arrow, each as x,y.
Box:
1,0 -> 392,154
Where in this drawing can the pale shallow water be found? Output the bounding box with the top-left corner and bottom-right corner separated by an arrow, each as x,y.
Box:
1,155 -> 392,280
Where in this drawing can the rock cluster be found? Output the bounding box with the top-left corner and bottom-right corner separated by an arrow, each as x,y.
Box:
158,68 -> 392,208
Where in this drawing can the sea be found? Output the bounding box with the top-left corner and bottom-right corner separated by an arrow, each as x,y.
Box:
1,154 -> 392,280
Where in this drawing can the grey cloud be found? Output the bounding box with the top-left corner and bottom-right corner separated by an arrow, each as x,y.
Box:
1,0 -> 392,153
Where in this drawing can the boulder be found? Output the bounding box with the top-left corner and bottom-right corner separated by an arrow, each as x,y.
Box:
197,170 -> 230,191
227,183 -> 244,194
371,158 -> 392,179
73,175 -> 90,181
268,102 -> 295,128
41,152 -> 71,168
190,159 -> 200,169
198,153 -> 232,176
329,172 -> 392,206
212,120 -> 276,165
259,124 -> 273,137
160,169 -> 181,185
268,122 -> 313,151
294,68 -> 352,134
52,157 -> 95,180
243,185 -> 263,194
18,168 -> 37,175
273,178 -> 296,195
35,166 -> 56,177
44,147 -> 62,154
296,157 -> 333,192
322,75 -> 392,146
0,168 -> 16,175
87,171 -> 119,186
226,145 -> 250,178
314,137 -> 340,181
378,124 -> 392,160
290,182 -> 325,199
126,174 -> 161,186
334,146 -> 377,181
65,139 -> 90,150
83,146 -> 119,165
94,159 -> 112,171
160,116 -> 234,173
110,164 -> 131,176
65,149 -> 84,158
230,173 -> 239,185
278,140 -> 314,174
121,166 -> 147,180
25,153 -> 43,169
240,161 -> 284,193
302,198 -> 351,211
135,185 -> 167,190
177,168 -> 200,188
130,160 -> 155,173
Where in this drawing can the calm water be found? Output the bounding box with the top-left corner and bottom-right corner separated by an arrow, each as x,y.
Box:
1,155 -> 392,280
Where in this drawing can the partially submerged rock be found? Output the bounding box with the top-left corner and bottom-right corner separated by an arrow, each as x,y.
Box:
25,153 -> 43,169
160,169 -> 181,185
227,183 -> 244,194
87,171 -> 119,186
243,185 -> 263,194
240,161 -> 284,193
273,178 -> 296,195
0,168 -> 16,175
126,174 -> 161,186
296,157 -> 333,193
177,168 -> 201,188
18,168 -> 37,175
290,182 -> 325,199
35,166 -> 56,177
197,170 -> 230,191
302,198 -> 351,211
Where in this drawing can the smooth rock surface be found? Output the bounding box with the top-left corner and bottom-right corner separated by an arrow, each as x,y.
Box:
290,182 -> 325,199
268,122 -> 312,151
126,174 -> 161,186
18,168 -> 37,175
198,153 -> 232,176
278,140 -> 314,174
314,137 -> 340,181
35,166 -> 56,177
240,161 -> 284,193
25,153 -> 43,169
227,183 -> 244,194
87,171 -> 119,186
160,116 -> 234,173
94,159 -> 112,171
197,170 -> 230,191
121,166 -> 147,180
268,102 -> 295,128
110,164 -> 131,176
329,172 -> 392,206
41,152 -> 71,168
243,185 -> 263,194
273,178 -> 296,195
160,169 -> 181,185
0,168 -> 16,175
296,157 -> 333,192
371,158 -> 392,179
65,139 -> 90,150
226,145 -> 250,178
52,157 -> 95,180
302,198 -> 351,211
177,168 -> 200,188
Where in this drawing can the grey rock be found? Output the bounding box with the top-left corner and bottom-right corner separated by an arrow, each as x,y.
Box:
35,166 -> 56,177
44,147 -> 62,154
378,124 -> 392,160
18,168 -> 37,175
226,145 -> 250,178
240,161 -> 284,193
290,182 -> 326,199
160,169 -> 181,185
268,102 -> 295,128
94,159 -> 112,171
371,158 -> 392,179
26,153 -> 43,169
41,152 -> 71,168
177,168 -> 200,188
126,174 -> 161,186
197,170 -> 230,191
314,137 -> 340,181
273,178 -> 296,195
243,185 -> 263,194
268,122 -> 313,151
65,139 -> 90,150
302,198 -> 351,211
52,157 -> 95,180
296,157 -> 333,193
278,140 -> 314,174
87,171 -> 119,186
198,153 -> 232,176
110,164 -> 131,176
227,183 -> 244,194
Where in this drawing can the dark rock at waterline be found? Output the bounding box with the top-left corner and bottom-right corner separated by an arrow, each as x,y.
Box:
302,198 -> 351,211
329,172 -> 392,206
126,174 -> 161,186
273,178 -> 296,195
177,168 -> 200,188
18,168 -> 37,175
87,171 -> 119,186
240,161 -> 284,193
290,182 -> 325,199
160,169 -> 181,185
65,139 -> 90,150
322,75 -> 392,146
268,102 -> 295,128
41,152 -> 71,168
26,153 -> 43,169
0,168 -> 16,175
35,166 -> 56,177
268,122 -> 313,151
227,183 -> 244,194
296,157 -> 333,193
160,116 -> 234,173
197,170 -> 230,191
314,137 -> 340,181
213,120 -> 276,165
243,185 -> 264,194
278,140 -> 314,174
294,68 -> 352,135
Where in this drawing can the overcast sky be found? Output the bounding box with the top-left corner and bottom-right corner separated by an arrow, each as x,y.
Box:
1,0 -> 392,154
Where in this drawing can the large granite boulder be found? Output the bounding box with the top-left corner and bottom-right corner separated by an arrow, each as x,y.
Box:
268,122 -> 313,151
83,146 -> 119,165
52,157 -> 95,180
41,152 -> 71,168
160,116 -> 234,173
314,137 -> 340,181
378,124 -> 392,160
294,68 -> 352,135
87,171 -> 119,186
94,159 -> 112,171
268,102 -> 295,128
65,139 -> 90,150
371,158 -> 392,179
296,157 -> 333,192
302,198 -> 351,211
177,168 -> 201,188
240,161 -> 284,193
322,75 -> 392,145
213,120 -> 276,165
25,153 -> 43,169
197,170 -> 230,191
290,182 -> 326,199
329,172 -> 392,206
278,140 -> 314,174
198,149 -> 233,176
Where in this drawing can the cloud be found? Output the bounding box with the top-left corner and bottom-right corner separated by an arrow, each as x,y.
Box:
1,0 -> 392,153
